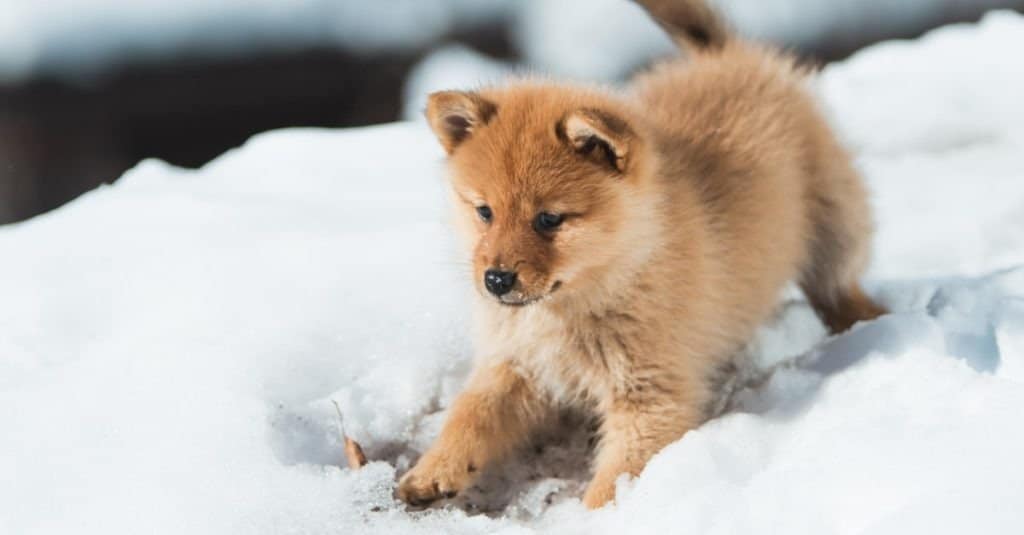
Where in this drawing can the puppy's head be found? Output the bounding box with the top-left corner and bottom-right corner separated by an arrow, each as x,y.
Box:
426,85 -> 655,307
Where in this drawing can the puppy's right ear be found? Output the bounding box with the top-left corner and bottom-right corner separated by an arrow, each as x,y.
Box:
425,91 -> 497,155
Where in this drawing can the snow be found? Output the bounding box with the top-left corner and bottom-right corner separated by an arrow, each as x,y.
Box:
0,0 -> 512,82
3,11 -> 1024,535
2,0 -> 1014,82
510,0 -> 1021,82
402,45 -> 514,122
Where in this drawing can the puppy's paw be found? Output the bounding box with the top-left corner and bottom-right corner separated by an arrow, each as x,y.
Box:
581,478 -> 617,509
396,455 -> 474,508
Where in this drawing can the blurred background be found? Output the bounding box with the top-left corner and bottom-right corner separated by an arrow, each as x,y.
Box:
2,0 -> 1021,224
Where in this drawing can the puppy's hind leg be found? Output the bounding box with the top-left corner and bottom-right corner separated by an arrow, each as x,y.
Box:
799,165 -> 886,334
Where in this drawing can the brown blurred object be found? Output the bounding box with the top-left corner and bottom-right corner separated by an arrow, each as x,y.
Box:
0,22 -> 513,225
0,49 -> 416,223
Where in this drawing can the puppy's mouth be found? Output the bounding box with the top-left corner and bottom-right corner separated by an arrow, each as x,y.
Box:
496,281 -> 562,307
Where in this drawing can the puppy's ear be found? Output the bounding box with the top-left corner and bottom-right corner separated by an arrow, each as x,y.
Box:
560,108 -> 635,173
425,91 -> 498,155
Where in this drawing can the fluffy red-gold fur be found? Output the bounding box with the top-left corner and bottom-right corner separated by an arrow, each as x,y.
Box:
398,0 -> 885,509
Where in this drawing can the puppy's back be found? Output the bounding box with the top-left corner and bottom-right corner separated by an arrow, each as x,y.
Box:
632,0 -> 883,334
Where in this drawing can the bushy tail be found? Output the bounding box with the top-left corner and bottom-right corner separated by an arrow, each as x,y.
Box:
631,0 -> 730,51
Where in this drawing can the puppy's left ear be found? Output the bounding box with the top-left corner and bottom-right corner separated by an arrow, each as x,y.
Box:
425,91 -> 498,155
561,108 -> 636,173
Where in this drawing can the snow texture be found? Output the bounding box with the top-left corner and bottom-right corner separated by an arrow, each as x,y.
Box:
3,11 -> 1024,535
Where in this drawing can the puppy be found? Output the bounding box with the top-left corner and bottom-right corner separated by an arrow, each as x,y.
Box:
398,0 -> 885,509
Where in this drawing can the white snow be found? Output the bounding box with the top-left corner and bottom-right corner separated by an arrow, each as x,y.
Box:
402,45 -> 514,122
0,0 -> 513,82
3,11 -> 1024,535
510,0 -> 1022,82
2,0 -> 1015,83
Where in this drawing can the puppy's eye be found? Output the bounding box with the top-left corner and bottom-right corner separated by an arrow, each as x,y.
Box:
476,205 -> 493,223
534,212 -> 564,232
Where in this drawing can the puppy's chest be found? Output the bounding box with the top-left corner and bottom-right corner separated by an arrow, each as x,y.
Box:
499,311 -> 641,404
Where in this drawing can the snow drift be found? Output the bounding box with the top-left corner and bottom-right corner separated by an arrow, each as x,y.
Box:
2,11 -> 1024,535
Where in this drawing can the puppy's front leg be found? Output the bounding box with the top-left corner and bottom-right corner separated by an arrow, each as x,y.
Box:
397,361 -> 545,507
583,396 -> 703,509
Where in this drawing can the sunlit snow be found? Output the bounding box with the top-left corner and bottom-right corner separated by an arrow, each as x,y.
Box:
2,11 -> 1023,535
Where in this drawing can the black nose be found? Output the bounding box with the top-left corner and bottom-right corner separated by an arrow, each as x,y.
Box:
484,269 -> 517,296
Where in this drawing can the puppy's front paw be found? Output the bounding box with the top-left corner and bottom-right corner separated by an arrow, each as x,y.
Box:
396,454 -> 474,507
582,477 -> 618,509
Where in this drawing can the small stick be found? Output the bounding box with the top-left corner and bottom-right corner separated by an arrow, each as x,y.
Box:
331,400 -> 367,469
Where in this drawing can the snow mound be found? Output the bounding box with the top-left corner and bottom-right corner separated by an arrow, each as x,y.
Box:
3,11 -> 1024,535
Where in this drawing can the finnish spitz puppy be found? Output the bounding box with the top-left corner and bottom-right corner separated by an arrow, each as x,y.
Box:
398,0 -> 885,509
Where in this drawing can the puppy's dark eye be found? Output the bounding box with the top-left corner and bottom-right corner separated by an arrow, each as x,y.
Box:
476,205 -> 493,223
534,212 -> 563,232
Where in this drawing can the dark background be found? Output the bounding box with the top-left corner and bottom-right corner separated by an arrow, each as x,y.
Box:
2,0 -> 1021,225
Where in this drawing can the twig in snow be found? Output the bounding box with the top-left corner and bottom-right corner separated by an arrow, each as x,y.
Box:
331,399 -> 367,469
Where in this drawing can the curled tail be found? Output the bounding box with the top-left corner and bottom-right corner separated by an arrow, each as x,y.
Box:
631,0 -> 730,51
